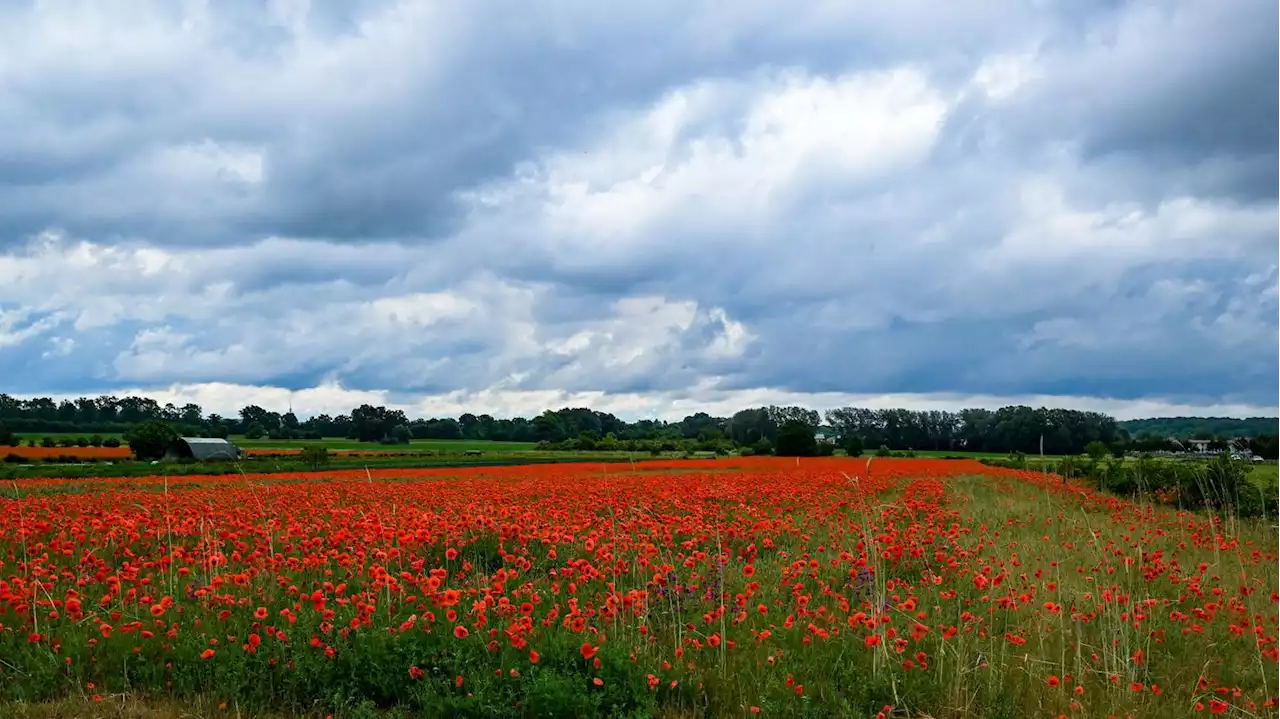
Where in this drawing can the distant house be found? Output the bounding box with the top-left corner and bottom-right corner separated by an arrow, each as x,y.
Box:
1185,439 -> 1213,454
813,428 -> 837,445
167,437 -> 243,462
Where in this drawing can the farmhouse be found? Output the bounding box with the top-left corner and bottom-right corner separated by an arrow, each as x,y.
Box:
167,437 -> 243,462
1185,439 -> 1213,454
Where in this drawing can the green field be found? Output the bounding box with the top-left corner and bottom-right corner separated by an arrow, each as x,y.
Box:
231,436 -> 539,452
12,432 -> 538,453
903,449 -> 1017,459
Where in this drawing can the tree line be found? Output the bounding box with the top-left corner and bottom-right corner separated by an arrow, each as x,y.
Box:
0,393 -> 1275,458
1118,416 -> 1277,439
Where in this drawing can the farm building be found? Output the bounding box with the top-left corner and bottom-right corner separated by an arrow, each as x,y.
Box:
168,437 -> 243,461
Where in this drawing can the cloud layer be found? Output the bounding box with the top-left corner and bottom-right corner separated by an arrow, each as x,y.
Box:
1,0 -> 1276,418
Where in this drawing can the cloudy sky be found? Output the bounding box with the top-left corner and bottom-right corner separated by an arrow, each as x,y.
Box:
1,0 -> 1276,421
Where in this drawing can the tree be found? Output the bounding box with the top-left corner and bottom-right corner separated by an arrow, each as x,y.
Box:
126,420 -> 178,461
775,420 -> 818,457
351,404 -> 409,443
244,422 -> 266,440
387,424 -> 412,445
1085,441 -> 1110,461
0,422 -> 12,446
843,435 -> 864,457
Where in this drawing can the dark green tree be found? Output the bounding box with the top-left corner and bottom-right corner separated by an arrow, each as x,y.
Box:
387,424 -> 412,445
775,420 -> 818,457
842,435 -> 864,457
126,420 -> 179,461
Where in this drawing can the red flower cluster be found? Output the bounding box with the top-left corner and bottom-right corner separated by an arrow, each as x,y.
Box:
1,457 -> 1274,715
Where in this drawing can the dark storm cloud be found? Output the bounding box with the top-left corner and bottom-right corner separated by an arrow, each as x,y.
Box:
0,0 -> 1274,415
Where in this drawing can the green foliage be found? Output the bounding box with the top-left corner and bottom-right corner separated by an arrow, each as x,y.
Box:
1085,441 -> 1110,461
826,404 -> 1123,455
385,424 -> 412,445
1120,416 -> 1278,439
299,446 -> 329,470
0,422 -> 12,446
842,435 -> 864,457
244,422 -> 266,440
775,420 -> 818,457
125,420 -> 179,461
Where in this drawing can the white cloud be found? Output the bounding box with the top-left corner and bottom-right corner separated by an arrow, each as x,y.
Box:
0,0 -> 1274,415
12,382 -> 1275,423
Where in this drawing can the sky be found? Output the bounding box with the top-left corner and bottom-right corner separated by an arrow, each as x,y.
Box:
1,0 -> 1277,422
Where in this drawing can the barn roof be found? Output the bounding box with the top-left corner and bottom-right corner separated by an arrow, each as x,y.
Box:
177,437 -> 242,461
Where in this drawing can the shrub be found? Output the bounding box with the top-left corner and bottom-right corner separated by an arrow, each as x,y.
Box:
875,445 -> 893,458
300,446 -> 330,470
842,436 -> 864,457
4,453 -> 25,464
102,437 -> 121,448
40,436 -> 56,448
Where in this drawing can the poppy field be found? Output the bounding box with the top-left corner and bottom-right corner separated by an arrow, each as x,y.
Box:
1,458 -> 1276,718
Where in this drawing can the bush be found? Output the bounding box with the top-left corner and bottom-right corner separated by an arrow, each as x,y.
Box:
842,436 -> 864,457
875,445 -> 893,458
244,423 -> 266,440
103,437 -> 121,448
299,446 -> 330,470
4,453 -> 25,464
75,437 -> 89,447
40,436 -> 56,448
89,435 -> 104,447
